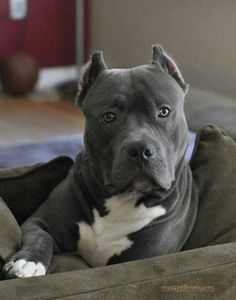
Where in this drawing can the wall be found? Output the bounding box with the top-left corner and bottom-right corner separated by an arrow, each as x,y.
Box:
89,0 -> 236,99
0,0 -> 76,67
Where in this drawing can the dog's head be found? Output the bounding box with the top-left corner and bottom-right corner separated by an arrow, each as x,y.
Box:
76,44 -> 189,194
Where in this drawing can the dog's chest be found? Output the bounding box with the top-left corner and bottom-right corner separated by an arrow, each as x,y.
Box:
77,192 -> 166,267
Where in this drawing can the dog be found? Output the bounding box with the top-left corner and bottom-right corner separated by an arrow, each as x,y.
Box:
3,44 -> 198,278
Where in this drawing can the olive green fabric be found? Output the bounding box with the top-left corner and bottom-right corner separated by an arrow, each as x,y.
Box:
0,197 -> 21,280
183,125 -> 236,250
0,156 -> 73,225
49,253 -> 89,274
0,242 -> 235,299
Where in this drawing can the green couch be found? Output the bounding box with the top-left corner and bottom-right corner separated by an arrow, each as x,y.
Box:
0,88 -> 236,299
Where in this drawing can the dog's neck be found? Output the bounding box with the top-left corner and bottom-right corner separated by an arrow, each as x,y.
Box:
72,150 -> 111,213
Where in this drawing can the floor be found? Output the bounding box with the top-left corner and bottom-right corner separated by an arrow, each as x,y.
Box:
0,96 -> 85,144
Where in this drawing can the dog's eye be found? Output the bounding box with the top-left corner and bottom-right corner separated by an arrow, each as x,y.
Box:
102,112 -> 116,123
158,106 -> 171,118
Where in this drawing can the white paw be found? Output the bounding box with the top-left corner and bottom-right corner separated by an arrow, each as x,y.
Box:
4,259 -> 46,278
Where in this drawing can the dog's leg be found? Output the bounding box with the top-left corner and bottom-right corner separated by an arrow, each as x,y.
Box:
3,218 -> 53,278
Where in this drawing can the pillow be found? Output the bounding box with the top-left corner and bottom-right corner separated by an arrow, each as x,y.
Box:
0,156 -> 73,225
0,197 -> 21,265
183,125 -> 236,250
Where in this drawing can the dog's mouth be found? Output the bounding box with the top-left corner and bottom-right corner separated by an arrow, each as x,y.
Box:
129,175 -> 155,192
108,173 -> 165,194
107,158 -> 173,194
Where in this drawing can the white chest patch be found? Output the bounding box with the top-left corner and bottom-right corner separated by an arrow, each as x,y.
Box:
77,192 -> 166,267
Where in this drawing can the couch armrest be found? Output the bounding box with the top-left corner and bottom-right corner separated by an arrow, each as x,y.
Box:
0,242 -> 235,299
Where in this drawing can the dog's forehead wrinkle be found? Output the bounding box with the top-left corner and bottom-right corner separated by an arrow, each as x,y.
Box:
84,66 -> 183,114
130,66 -> 185,102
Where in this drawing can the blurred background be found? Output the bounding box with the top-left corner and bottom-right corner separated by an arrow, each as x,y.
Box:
90,0 -> 236,99
0,0 -> 236,166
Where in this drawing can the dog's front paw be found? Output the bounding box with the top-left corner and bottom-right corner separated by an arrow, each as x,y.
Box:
3,259 -> 46,278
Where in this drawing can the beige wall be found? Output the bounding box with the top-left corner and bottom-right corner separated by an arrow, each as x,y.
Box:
89,0 -> 236,99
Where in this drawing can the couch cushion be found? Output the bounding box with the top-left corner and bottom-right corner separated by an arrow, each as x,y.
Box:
0,242 -> 235,299
0,156 -> 73,225
49,253 -> 90,274
0,197 -> 21,265
183,125 -> 236,250
185,87 -> 236,139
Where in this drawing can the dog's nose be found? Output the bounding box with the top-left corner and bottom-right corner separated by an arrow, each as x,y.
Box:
126,142 -> 155,162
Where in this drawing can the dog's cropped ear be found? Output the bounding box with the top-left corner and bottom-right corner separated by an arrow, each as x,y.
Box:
152,44 -> 188,94
76,51 -> 107,107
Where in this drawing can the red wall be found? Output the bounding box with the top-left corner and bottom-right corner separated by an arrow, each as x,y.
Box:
0,0 -> 77,67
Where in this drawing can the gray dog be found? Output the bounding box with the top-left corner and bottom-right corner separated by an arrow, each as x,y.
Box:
3,44 -> 198,278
